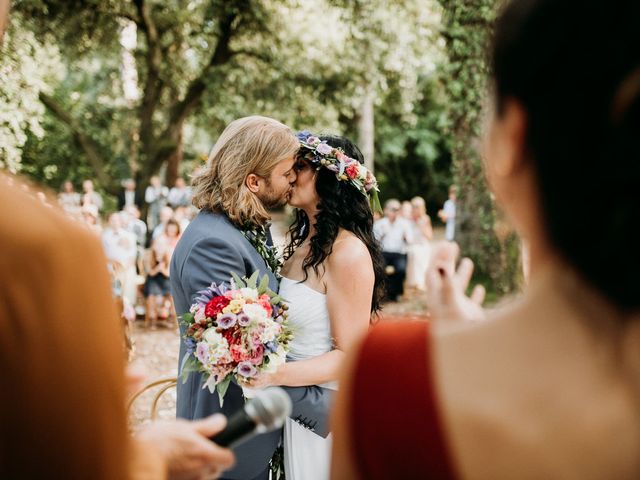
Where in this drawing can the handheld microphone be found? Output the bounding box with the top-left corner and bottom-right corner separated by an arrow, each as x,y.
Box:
210,387 -> 292,448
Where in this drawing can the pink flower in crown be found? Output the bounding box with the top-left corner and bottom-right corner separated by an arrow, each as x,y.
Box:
345,164 -> 359,180
316,142 -> 333,155
335,151 -> 349,163
306,136 -> 320,146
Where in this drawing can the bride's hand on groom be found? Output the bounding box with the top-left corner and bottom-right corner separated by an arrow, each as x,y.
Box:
426,242 -> 486,322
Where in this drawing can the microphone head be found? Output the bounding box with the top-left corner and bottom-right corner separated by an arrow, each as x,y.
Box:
245,387 -> 292,433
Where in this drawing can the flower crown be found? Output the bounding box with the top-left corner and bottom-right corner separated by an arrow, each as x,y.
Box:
296,130 -> 382,213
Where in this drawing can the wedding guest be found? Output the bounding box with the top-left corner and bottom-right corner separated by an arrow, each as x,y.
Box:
81,203 -> 103,236
373,198 -> 414,301
144,219 -> 180,329
173,204 -> 191,233
118,178 -> 144,211
82,179 -> 104,212
400,200 -> 412,219
332,1 -> 640,478
57,179 -> 81,214
102,212 -> 138,307
167,177 -> 192,209
0,7 -> 233,480
145,175 -> 169,230
0,175 -> 234,480
405,196 -> 433,292
152,205 -> 176,240
438,185 -> 457,241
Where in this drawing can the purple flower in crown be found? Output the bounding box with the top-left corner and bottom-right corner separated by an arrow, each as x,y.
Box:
306,136 -> 321,146
316,142 -> 332,155
216,313 -> 237,329
296,130 -> 311,142
237,361 -> 257,378
237,313 -> 251,327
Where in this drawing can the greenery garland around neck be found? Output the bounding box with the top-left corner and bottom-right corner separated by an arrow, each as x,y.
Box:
240,222 -> 283,280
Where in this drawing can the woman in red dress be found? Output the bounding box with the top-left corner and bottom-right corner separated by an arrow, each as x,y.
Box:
332,0 -> 640,478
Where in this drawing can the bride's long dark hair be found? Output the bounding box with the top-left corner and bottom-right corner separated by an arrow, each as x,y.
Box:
284,134 -> 386,315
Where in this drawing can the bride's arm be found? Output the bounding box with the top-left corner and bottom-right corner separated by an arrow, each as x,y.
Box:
257,238 -> 374,388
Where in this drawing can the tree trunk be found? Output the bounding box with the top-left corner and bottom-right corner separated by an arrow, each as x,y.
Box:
357,82 -> 376,172
438,0 -> 522,295
165,125 -> 183,187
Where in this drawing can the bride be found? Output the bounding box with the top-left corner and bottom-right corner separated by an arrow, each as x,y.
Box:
248,132 -> 385,479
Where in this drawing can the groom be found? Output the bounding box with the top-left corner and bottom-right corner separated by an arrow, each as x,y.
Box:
171,116 -> 334,480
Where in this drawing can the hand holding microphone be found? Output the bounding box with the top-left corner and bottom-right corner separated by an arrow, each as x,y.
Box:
211,387 -> 292,448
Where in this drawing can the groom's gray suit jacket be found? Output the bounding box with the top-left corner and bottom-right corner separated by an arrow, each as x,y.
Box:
170,209 -> 334,479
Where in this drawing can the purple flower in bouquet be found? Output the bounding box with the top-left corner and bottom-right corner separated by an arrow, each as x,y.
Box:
237,361 -> 257,378
237,313 -> 251,327
265,341 -> 278,353
185,337 -> 197,354
195,343 -> 209,365
193,282 -> 229,306
216,313 -> 237,329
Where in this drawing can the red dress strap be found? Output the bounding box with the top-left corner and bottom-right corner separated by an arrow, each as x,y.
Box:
351,321 -> 457,479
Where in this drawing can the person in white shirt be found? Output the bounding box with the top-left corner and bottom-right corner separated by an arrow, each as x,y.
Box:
373,198 -> 414,301
102,212 -> 138,306
145,175 -> 169,230
82,179 -> 103,212
167,177 -> 192,208
438,185 -> 457,241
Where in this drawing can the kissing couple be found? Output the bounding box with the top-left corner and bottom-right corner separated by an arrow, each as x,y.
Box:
170,115 -> 386,480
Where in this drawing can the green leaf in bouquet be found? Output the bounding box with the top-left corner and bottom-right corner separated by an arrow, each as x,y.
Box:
258,274 -> 270,295
217,375 -> 232,407
230,271 -> 247,289
247,270 -> 260,289
180,353 -> 199,384
180,312 -> 195,325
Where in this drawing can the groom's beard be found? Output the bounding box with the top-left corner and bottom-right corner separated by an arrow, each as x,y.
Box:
258,182 -> 291,209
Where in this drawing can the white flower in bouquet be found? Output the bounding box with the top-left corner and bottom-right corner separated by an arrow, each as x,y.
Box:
259,318 -> 282,343
239,287 -> 259,301
243,302 -> 269,322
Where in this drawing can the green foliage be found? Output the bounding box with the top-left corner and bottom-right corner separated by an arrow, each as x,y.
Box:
437,0 -> 522,295
374,74 -> 452,213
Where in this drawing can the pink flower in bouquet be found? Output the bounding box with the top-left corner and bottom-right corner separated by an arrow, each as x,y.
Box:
205,295 -> 230,318
248,344 -> 265,365
230,343 -> 250,363
257,294 -> 273,316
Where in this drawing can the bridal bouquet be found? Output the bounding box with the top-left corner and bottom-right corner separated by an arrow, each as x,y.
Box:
180,271 -> 292,405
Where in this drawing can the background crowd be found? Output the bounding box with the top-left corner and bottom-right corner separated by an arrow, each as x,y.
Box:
57,176 -> 195,332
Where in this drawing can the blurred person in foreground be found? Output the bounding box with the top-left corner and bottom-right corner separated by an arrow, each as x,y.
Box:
331,1 -> 640,478
0,6 -> 233,478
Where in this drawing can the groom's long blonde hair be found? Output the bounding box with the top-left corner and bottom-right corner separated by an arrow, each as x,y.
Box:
192,116 -> 299,226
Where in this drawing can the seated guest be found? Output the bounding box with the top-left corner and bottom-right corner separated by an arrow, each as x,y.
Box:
373,198 -> 414,301
331,1 -> 640,478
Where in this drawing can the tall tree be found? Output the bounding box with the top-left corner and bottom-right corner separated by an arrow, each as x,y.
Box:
437,0 -> 521,294
13,0 -> 286,193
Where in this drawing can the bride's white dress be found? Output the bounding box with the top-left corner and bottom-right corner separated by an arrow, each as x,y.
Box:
279,276 -> 337,480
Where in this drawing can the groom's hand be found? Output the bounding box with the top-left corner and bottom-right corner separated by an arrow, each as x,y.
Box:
137,414 -> 235,480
